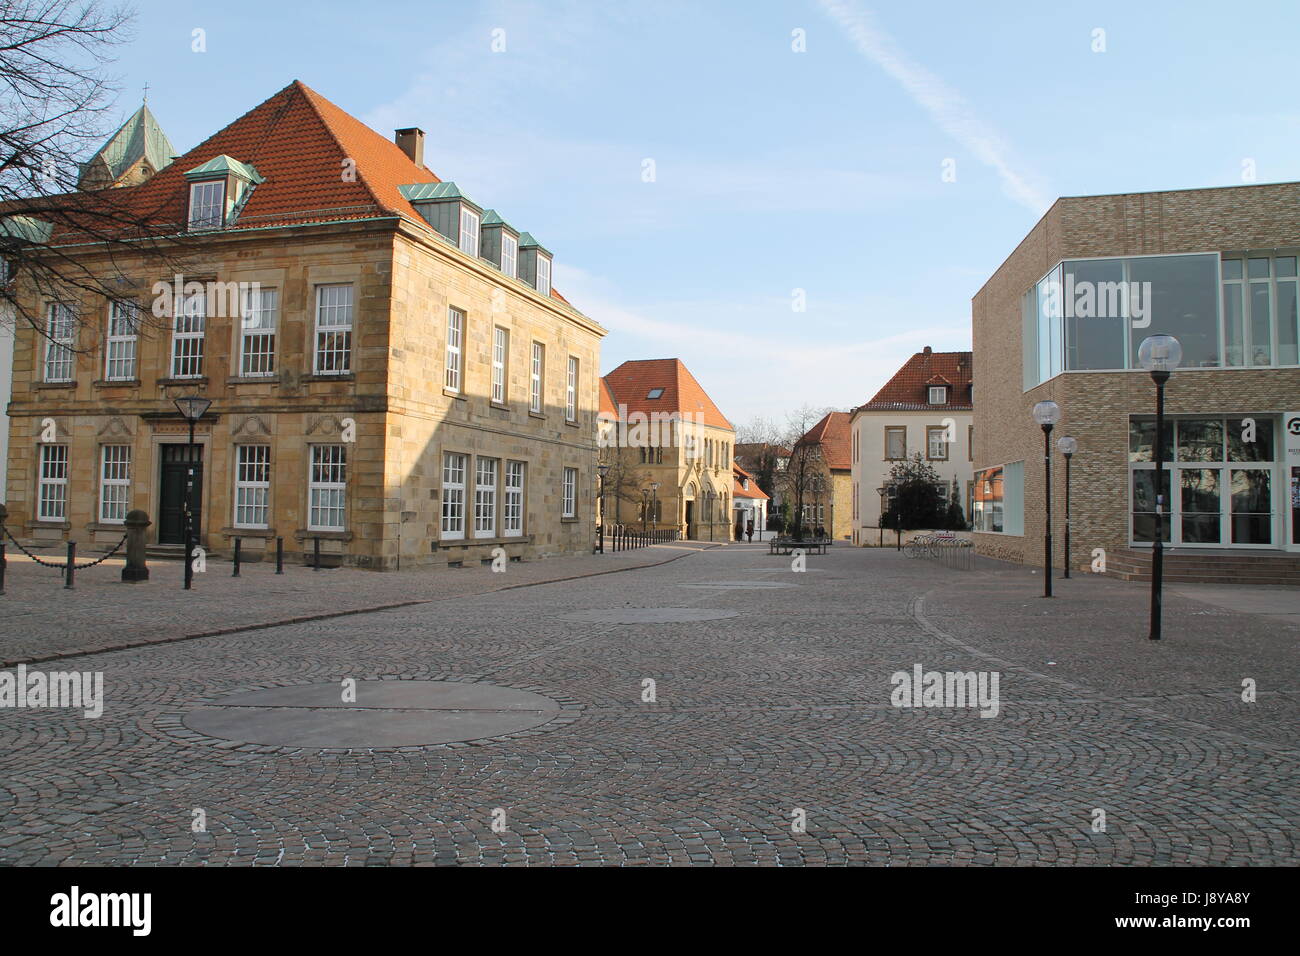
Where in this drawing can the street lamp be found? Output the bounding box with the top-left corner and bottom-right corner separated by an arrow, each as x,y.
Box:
641,488 -> 649,531
1032,400 -> 1060,598
1137,334 -> 1182,641
597,463 -> 609,553
172,395 -> 212,591
650,481 -> 659,535
1057,436 -> 1077,579
876,486 -> 887,547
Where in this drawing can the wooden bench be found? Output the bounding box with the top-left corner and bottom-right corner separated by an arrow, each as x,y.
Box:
768,537 -> 829,556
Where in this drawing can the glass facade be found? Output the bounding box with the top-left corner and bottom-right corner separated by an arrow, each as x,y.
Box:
1129,416 -> 1277,546
1024,252 -> 1300,388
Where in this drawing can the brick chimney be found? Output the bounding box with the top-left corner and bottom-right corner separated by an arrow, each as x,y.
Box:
923,345 -> 932,355
395,127 -> 425,168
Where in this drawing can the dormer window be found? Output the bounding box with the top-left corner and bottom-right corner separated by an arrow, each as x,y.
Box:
928,385 -> 948,405
536,253 -> 551,296
459,207 -> 480,256
184,155 -> 263,232
647,388 -> 664,399
188,180 -> 224,230
501,232 -> 518,278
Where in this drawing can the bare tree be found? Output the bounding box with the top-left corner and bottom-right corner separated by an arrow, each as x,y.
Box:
0,0 -> 189,341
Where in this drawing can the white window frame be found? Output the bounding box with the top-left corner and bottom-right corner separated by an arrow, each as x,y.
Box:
445,307 -> 465,392
313,284 -> 353,375
43,303 -> 76,383
886,426 -> 907,460
474,456 -> 498,538
234,445 -> 271,529
504,460 -> 525,536
38,444 -> 69,520
104,300 -> 139,381
562,467 -> 577,518
441,452 -> 467,540
927,426 -> 949,461
188,180 -> 225,231
501,232 -> 518,278
929,385 -> 947,405
307,444 -> 347,532
239,287 -> 278,377
492,326 -> 508,404
170,291 -> 205,379
530,342 -> 544,413
566,356 -> 578,422
459,206 -> 480,256
98,445 -> 131,524
536,254 -> 552,296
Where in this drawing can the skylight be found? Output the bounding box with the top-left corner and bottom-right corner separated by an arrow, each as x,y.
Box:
647,388 -> 664,399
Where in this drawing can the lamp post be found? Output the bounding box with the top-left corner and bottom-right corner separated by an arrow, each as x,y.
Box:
597,463 -> 609,552
876,486 -> 886,547
1057,436 -> 1076,579
707,490 -> 715,541
1032,400 -> 1061,597
650,481 -> 659,535
1137,334 -> 1182,641
173,395 -> 212,590
641,488 -> 649,531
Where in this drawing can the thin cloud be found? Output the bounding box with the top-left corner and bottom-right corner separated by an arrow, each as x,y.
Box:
816,0 -> 1051,214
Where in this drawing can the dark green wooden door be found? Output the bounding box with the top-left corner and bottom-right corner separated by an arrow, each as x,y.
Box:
158,444 -> 202,544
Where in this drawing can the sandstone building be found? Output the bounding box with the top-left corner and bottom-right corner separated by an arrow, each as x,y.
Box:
2,81 -> 604,569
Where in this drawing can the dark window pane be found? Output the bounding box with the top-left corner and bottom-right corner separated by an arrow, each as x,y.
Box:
1221,258 -> 1243,280
1177,419 -> 1223,461
1230,469 -> 1271,513
1128,255 -> 1220,368
1130,418 -> 1175,463
1227,419 -> 1274,461
1248,257 -> 1271,279
1182,514 -> 1221,543
1277,257 -> 1297,278
1231,514 -> 1271,545
1063,258 -> 1126,370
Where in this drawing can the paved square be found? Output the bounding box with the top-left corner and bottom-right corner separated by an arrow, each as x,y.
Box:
1,544 -> 1295,866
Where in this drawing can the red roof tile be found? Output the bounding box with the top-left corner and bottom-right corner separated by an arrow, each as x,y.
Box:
860,348 -> 973,411
598,377 -> 619,418
602,358 -> 732,430
45,81 -> 576,304
796,411 -> 852,471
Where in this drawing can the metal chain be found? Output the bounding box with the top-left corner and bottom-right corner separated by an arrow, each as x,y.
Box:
2,525 -> 128,570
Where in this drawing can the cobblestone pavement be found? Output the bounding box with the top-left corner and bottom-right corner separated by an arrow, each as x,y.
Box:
1,543 -> 1295,865
0,542 -> 707,666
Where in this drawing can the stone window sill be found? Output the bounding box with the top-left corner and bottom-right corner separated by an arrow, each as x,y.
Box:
443,387 -> 466,400
157,377 -> 209,388
294,529 -> 354,542
34,381 -> 76,390
23,520 -> 71,531
93,379 -> 140,388
222,526 -> 277,539
437,534 -> 534,549
226,375 -> 280,385
302,374 -> 354,383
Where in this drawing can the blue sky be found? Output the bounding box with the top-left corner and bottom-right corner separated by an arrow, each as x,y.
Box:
115,0 -> 1300,426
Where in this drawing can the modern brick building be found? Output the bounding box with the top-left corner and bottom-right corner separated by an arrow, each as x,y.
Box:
972,182 -> 1300,571
2,81 -> 604,569
849,348 -> 974,545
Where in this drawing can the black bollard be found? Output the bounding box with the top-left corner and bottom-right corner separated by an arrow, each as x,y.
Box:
0,540 -> 6,595
65,541 -> 75,589
233,537 -> 241,577
314,537 -> 321,570
276,536 -> 284,574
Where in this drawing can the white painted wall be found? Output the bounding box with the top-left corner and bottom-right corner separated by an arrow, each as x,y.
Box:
850,408 -> 975,539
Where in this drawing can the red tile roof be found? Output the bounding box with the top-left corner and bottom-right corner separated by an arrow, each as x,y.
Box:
598,377 -> 619,418
46,81 -> 576,303
602,358 -> 732,430
859,348 -> 973,411
796,411 -> 852,471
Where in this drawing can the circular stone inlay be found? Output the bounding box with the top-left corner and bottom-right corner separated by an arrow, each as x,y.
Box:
677,581 -> 797,589
183,680 -> 560,748
561,607 -> 740,624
